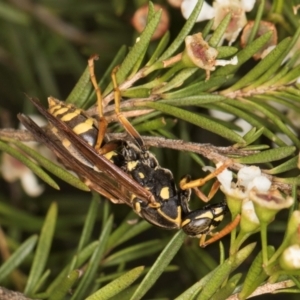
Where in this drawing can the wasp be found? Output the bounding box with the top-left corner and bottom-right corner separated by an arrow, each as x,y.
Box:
18,56 -> 238,247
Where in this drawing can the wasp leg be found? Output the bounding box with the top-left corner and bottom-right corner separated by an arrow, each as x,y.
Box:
191,187 -> 209,202
190,180 -> 221,203
180,161 -> 232,201
200,214 -> 241,247
96,140 -> 122,156
206,180 -> 221,201
179,175 -> 214,203
111,67 -> 145,150
88,55 -> 108,151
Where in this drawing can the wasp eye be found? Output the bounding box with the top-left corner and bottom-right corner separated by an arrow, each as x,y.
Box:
149,157 -> 158,168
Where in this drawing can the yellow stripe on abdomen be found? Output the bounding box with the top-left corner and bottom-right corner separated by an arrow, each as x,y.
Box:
60,109 -> 81,121
73,118 -> 94,135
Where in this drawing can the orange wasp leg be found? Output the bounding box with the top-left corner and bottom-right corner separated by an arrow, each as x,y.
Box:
200,214 -> 241,248
180,160 -> 232,203
191,180 -> 221,203
88,55 -> 108,152
180,161 -> 232,191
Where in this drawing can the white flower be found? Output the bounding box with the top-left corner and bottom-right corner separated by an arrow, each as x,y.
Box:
209,110 -> 235,122
215,162 -> 233,194
181,0 -> 215,22
216,164 -> 272,199
242,200 -> 259,224
181,0 -> 256,45
240,0 -> 256,12
215,56 -> 238,67
237,166 -> 261,189
250,189 -> 293,211
250,176 -> 272,193
234,118 -> 253,136
1,115 -> 53,197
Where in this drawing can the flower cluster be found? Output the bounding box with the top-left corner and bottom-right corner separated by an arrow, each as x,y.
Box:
180,0 -> 256,45
214,162 -> 300,270
216,164 -> 293,233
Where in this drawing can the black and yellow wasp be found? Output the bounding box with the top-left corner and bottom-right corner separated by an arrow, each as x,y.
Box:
18,56 -> 235,247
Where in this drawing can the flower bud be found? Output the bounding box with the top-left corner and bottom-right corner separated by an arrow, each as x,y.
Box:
283,211 -> 300,246
241,20 -> 277,60
132,4 -> 169,40
182,33 -> 218,80
240,200 -> 260,233
279,244 -> 300,270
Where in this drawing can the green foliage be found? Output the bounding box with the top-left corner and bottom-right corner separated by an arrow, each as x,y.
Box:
0,1 -> 300,299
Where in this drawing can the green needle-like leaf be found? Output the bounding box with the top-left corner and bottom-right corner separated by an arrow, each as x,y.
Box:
209,13 -> 231,48
143,102 -> 245,143
71,215 -> 114,300
273,176 -> 300,186
235,146 -> 295,164
116,10 -> 162,84
246,0 -> 265,44
107,214 -> 151,249
24,202 -> 57,296
225,37 -> 291,91
103,240 -> 164,267
239,247 -> 275,300
160,94 -> 227,106
216,46 -> 238,58
197,260 -> 232,300
241,127 -> 265,146
265,156 -> 298,175
213,101 -> 287,147
210,273 -> 243,300
163,75 -> 232,98
214,31 -> 273,78
86,266 -> 144,300
159,0 -> 204,60
146,31 -> 170,66
46,241 -> 99,296
176,243 -> 256,300
0,235 -> 38,283
48,270 -> 81,300
243,99 -> 300,147
66,64 -> 92,107
77,194 -> 100,252
130,230 -> 185,300
155,68 -> 198,94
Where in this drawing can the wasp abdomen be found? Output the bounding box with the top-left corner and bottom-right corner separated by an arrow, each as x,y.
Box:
48,97 -> 98,147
